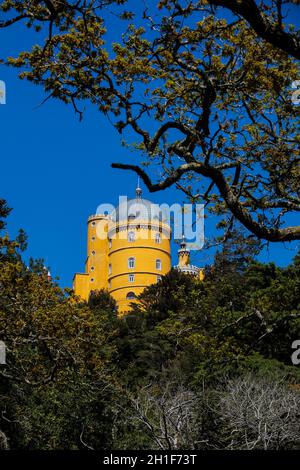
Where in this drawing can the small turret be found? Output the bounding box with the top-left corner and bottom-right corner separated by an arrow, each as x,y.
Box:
136,178 -> 142,199
43,266 -> 52,281
175,235 -> 204,279
178,235 -> 190,267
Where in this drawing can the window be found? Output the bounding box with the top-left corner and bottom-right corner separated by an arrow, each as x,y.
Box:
157,275 -> 162,282
108,263 -> 112,275
108,238 -> 112,248
92,236 -> 96,241
128,257 -> 135,269
108,280 -> 111,288
90,278 -> 94,282
155,233 -> 161,244
91,221 -> 96,226
126,291 -> 136,300
91,266 -> 95,272
156,259 -> 162,270
91,250 -> 95,255
128,231 -> 135,242
129,274 -> 135,283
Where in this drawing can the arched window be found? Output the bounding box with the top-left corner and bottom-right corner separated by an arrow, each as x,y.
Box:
155,233 -> 161,244
156,259 -> 162,270
126,291 -> 136,300
128,231 -> 135,242
128,257 -> 135,269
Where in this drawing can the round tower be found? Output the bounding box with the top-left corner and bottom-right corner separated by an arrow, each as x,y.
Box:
86,214 -> 109,291
107,186 -> 171,312
73,213 -> 109,301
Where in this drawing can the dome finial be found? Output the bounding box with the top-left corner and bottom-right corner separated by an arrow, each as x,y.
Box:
180,234 -> 187,250
136,176 -> 142,198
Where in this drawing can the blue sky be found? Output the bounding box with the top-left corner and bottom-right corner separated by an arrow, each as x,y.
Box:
0,8 -> 299,288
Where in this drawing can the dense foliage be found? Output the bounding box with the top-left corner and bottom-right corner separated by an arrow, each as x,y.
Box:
1,201 -> 300,450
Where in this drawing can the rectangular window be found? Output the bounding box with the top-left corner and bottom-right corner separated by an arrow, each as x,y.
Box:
156,259 -> 162,270
108,263 -> 112,275
128,257 -> 135,269
128,231 -> 135,242
129,274 -> 135,283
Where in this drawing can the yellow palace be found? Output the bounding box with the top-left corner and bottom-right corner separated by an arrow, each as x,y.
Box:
73,185 -> 204,312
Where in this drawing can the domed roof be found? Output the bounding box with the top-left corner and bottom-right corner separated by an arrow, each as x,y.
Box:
110,187 -> 169,224
111,197 -> 167,223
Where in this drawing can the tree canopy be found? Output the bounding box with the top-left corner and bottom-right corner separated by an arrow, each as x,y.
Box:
0,0 -> 299,243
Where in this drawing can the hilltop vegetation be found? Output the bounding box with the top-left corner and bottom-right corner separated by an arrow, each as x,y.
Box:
1,200 -> 300,450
